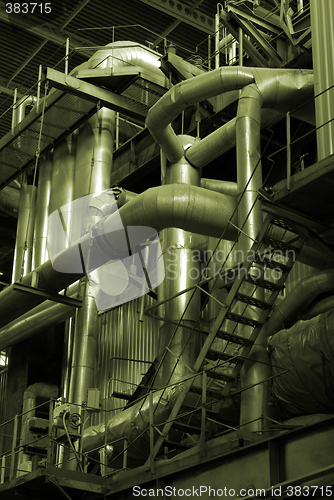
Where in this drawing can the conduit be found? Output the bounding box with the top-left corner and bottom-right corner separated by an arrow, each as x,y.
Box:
69,108 -> 115,410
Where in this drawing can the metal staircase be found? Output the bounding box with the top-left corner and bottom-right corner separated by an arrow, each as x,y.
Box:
144,212 -> 306,465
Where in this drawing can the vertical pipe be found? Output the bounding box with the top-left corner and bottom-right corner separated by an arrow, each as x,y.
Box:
236,84 -> 270,434
154,136 -> 202,389
33,153 -> 53,268
239,27 -> 243,66
69,108 -> 115,407
310,0 -> 334,160
12,176 -> 36,282
49,134 -> 76,254
286,112 -> 291,191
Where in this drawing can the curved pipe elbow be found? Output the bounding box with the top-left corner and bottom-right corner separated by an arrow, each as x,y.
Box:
145,67 -> 255,162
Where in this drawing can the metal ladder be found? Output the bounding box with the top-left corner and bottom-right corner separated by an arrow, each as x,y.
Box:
145,212 -> 306,464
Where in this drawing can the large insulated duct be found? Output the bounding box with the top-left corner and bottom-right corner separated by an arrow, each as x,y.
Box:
73,41 -> 162,79
269,309 -> 334,418
265,269 -> 334,338
146,67 -> 255,163
310,0 -> 334,160
154,136 -> 202,390
236,84 -> 270,433
68,108 -> 115,409
0,183 -> 237,330
82,387 -> 177,468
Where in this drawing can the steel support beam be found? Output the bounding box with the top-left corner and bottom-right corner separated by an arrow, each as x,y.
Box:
12,283 -> 82,307
46,68 -> 148,121
138,0 -> 215,34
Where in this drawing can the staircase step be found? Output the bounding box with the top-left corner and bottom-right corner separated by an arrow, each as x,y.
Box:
206,348 -> 243,364
234,292 -> 271,310
262,235 -> 300,254
244,275 -> 284,291
253,255 -> 291,273
270,217 -> 297,233
225,312 -> 264,328
223,274 -> 284,292
202,329 -> 254,347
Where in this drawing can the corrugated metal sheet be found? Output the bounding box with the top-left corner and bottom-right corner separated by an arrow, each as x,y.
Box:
94,295 -> 159,425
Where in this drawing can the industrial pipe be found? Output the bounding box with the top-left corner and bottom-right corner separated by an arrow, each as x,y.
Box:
265,269 -> 334,338
12,176 -> 36,283
146,67 -> 314,167
154,136 -> 202,390
0,186 -> 20,218
146,67 -> 255,162
0,282 -> 79,351
0,183 -> 237,329
68,108 -> 115,411
33,153 -> 53,268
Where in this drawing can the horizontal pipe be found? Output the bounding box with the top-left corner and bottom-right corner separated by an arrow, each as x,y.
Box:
0,184 -> 237,329
0,282 -> 79,350
200,178 -> 238,197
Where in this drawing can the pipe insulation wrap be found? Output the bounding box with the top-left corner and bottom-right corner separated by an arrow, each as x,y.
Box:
265,269 -> 334,338
269,309 -> 334,418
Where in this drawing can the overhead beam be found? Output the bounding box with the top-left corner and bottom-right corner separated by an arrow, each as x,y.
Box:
151,0 -> 206,45
46,68 -> 148,121
5,0 -> 92,85
138,0 -> 215,34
